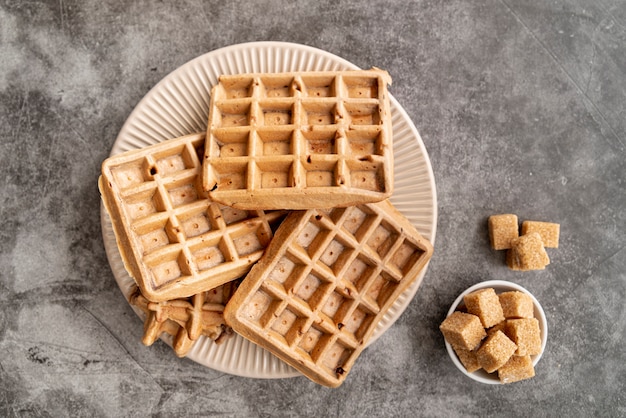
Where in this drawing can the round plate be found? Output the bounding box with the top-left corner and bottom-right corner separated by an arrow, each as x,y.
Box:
101,41 -> 437,379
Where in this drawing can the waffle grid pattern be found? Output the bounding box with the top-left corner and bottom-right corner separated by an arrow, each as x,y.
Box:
130,281 -> 237,357
202,70 -> 393,209
100,133 -> 284,302
226,201 -> 433,387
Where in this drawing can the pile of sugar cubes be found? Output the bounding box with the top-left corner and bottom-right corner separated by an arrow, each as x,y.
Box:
488,214 -> 560,270
440,287 -> 542,384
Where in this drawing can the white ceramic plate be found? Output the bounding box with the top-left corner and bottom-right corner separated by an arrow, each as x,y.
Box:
101,41 -> 437,379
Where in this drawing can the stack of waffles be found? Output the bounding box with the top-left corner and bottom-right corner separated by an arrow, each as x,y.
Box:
99,69 -> 433,387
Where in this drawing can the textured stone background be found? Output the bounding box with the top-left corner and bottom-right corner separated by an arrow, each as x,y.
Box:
1,0 -> 624,416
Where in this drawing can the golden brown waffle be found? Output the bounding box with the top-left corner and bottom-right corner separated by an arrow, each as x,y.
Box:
99,132 -> 286,302
202,69 -> 394,210
129,281 -> 238,357
223,200 -> 434,387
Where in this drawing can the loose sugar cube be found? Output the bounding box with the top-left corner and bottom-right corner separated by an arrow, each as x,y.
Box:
452,346 -> 481,373
463,288 -> 505,328
505,249 -> 522,270
505,318 -> 542,356
509,232 -> 550,271
476,330 -> 517,373
498,355 -> 535,384
440,311 -> 486,351
488,214 -> 519,250
521,220 -> 560,248
499,291 -> 534,319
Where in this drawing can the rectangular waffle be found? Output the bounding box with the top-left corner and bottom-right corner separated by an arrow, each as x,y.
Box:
223,200 -> 434,387
99,132 -> 286,302
202,69 -> 394,210
129,280 -> 238,357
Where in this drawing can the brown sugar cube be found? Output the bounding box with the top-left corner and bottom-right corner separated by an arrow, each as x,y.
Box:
439,311 -> 487,351
509,232 -> 550,271
505,318 -> 542,356
498,355 -> 535,384
505,249 -> 522,270
463,288 -> 505,328
522,220 -> 560,248
486,320 -> 507,337
498,291 -> 534,319
488,214 -> 519,250
452,346 -> 481,373
476,330 -> 517,373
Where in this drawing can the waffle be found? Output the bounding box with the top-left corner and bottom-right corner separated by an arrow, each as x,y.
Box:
223,199 -> 434,387
202,69 -> 394,210
99,132 -> 286,302
129,280 -> 238,357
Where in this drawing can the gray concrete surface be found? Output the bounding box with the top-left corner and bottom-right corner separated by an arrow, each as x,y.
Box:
1,0 -> 624,416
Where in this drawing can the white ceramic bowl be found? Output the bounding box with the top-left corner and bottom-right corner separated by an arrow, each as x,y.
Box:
444,280 -> 548,384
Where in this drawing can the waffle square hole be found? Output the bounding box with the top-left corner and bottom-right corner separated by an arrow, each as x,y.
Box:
155,154 -> 187,175
147,251 -> 191,287
213,130 -> 250,157
367,221 -> 399,258
303,158 -> 337,188
295,272 -> 332,311
210,161 -> 248,191
348,160 -> 385,192
166,176 -> 202,208
365,273 -> 400,309
191,236 -> 227,271
303,130 -> 337,155
270,307 -> 299,339
257,160 -> 292,189
123,188 -> 162,220
389,240 -> 425,274
180,211 -> 212,238
343,76 -> 379,98
260,102 -> 294,126
240,290 -> 277,325
340,206 -> 377,241
298,326 -> 324,356
321,291 -> 345,320
347,129 -> 384,157
341,305 -> 375,341
297,220 -> 331,259
150,259 -> 182,287
220,77 -> 255,99
322,341 -> 353,375
260,76 -> 295,97
138,227 -> 170,255
345,103 -> 381,125
302,102 -> 336,126
110,162 -> 147,189
257,130 -> 294,156
134,216 -> 179,255
216,102 -> 251,127
343,255 -> 376,290
319,238 -> 351,274
231,227 -> 264,257
301,75 -> 336,97
267,254 -> 305,291
218,205 -> 250,225
153,144 -> 196,176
